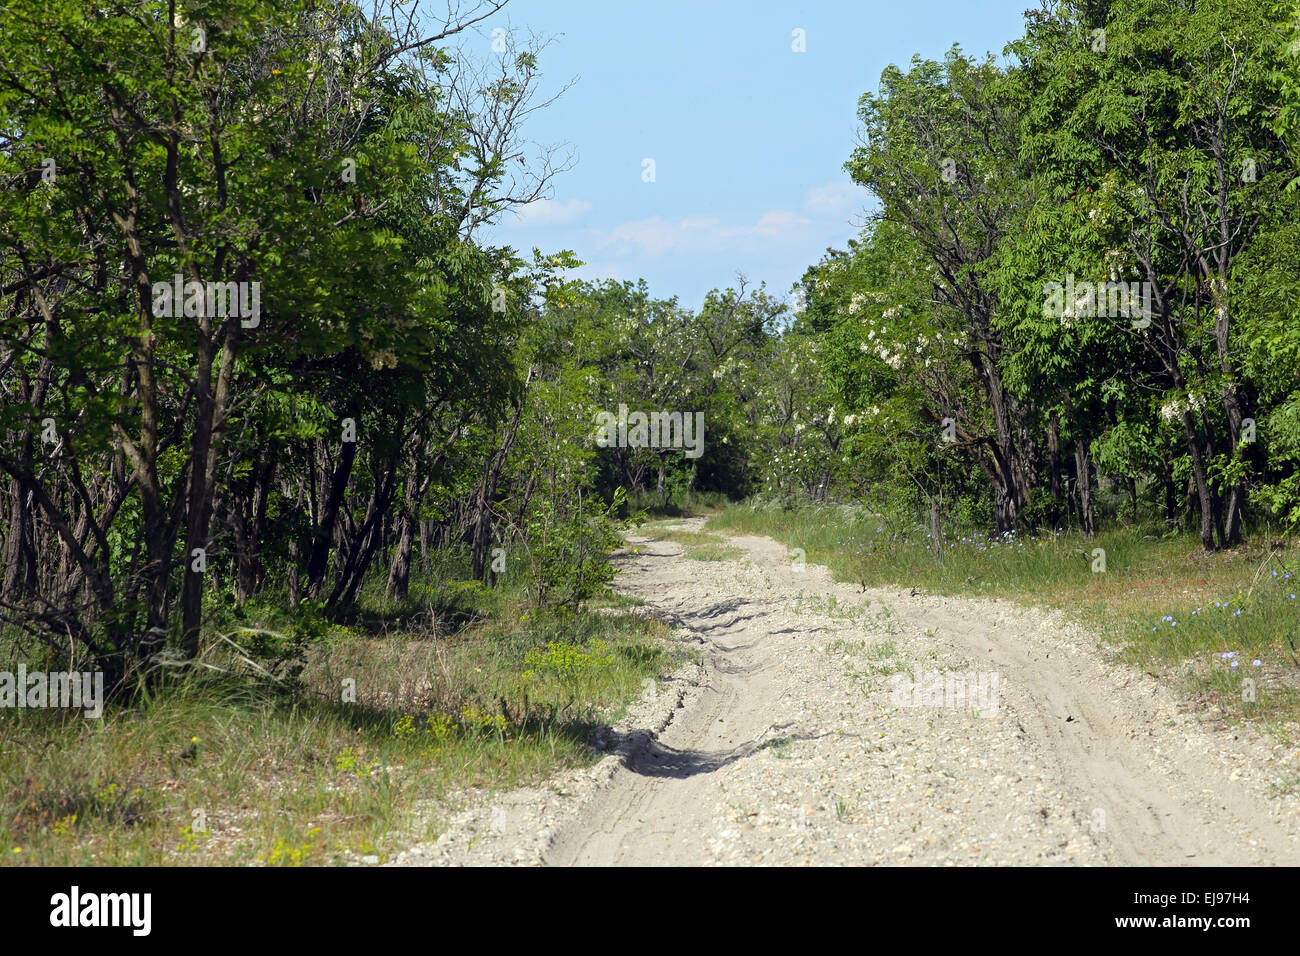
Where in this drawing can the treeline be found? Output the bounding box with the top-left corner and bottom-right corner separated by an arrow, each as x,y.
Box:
0,0 -> 828,691
791,0 -> 1300,554
0,0 -> 573,686
8,0 -> 1300,692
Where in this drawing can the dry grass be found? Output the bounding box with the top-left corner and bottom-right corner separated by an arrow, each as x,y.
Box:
0,588 -> 672,866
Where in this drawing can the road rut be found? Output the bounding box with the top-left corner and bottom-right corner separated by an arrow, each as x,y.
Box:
395,518 -> 1300,866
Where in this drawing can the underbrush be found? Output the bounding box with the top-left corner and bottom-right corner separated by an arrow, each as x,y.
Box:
0,572 -> 671,866
625,489 -> 729,519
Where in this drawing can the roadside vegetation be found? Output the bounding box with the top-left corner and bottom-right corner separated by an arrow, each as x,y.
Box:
0,561 -> 670,865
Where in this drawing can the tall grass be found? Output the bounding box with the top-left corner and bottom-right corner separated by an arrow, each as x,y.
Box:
0,571 -> 672,865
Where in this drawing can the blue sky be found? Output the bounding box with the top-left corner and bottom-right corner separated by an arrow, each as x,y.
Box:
472,0 -> 1030,309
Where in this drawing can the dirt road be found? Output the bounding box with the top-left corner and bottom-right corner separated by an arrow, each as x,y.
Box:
395,518 -> 1300,866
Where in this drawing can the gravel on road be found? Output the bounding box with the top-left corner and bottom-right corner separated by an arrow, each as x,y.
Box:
391,518 -> 1300,866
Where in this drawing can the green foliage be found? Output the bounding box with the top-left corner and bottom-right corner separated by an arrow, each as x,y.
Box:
523,488 -> 639,612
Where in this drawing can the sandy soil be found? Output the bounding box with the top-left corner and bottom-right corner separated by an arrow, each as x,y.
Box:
391,518 -> 1300,866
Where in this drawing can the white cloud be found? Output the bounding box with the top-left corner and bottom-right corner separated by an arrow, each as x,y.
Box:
599,216 -> 722,257
802,181 -> 866,219
509,198 -> 593,227
752,209 -> 811,236
597,210 -> 813,258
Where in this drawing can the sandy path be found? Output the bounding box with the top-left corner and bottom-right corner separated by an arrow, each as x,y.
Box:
395,518 -> 1300,866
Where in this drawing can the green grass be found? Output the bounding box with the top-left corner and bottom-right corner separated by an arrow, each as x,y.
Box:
0,578 -> 672,866
708,501 -> 1300,728
827,638 -> 908,682
625,489 -> 730,519
641,526 -> 743,561
757,736 -> 794,759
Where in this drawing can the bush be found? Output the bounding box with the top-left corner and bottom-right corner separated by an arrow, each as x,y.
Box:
524,488 -> 643,611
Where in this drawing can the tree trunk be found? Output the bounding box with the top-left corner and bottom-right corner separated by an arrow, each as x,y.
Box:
1046,410 -> 1062,530
1161,457 -> 1176,526
1210,277 -> 1245,547
971,351 -> 1026,533
929,494 -> 943,558
387,469 -> 419,602
307,435 -> 358,595
1074,437 -> 1094,537
2,477 -> 33,599
1181,412 -> 1216,552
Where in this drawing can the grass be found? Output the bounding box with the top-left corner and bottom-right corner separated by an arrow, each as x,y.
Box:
827,638 -> 909,684
757,736 -> 794,759
708,500 -> 1300,729
641,525 -> 743,561
625,489 -> 729,520
0,574 -> 672,866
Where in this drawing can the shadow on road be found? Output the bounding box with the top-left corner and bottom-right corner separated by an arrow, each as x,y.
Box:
623,730 -> 835,779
